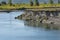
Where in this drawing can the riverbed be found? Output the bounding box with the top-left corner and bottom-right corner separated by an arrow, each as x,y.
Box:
0,11 -> 60,40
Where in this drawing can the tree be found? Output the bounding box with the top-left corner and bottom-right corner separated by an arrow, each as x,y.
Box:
49,0 -> 54,4
0,4 -> 1,6
1,1 -> 6,5
30,0 -> 33,6
58,0 -> 60,4
34,0 -> 39,6
8,0 -> 12,5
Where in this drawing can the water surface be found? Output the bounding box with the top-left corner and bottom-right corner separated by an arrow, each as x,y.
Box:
0,11 -> 60,40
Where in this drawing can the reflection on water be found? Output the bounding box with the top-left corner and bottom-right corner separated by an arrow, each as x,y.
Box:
24,21 -> 60,30
0,12 -> 60,40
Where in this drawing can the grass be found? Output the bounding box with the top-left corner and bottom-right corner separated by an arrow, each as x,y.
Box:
0,4 -> 60,10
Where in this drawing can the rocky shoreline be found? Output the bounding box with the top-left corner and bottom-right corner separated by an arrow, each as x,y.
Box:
15,11 -> 60,30
15,11 -> 60,24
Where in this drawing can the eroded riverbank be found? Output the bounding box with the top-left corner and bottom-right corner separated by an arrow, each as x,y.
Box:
15,11 -> 60,30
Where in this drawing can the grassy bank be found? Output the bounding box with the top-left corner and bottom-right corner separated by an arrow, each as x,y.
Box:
0,4 -> 60,10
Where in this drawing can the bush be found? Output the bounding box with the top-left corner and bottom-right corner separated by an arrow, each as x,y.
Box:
34,0 -> 39,6
1,1 -> 7,5
30,0 -> 33,6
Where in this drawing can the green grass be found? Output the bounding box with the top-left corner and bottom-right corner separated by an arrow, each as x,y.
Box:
0,4 -> 60,10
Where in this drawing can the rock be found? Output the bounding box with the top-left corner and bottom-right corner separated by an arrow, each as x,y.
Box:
16,11 -> 60,25
50,22 -> 54,24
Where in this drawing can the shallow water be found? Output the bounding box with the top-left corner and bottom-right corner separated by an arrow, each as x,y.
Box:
0,11 -> 60,40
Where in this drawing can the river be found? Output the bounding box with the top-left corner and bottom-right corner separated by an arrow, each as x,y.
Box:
0,11 -> 60,40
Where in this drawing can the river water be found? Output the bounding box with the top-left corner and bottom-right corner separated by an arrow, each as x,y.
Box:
0,11 -> 60,40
